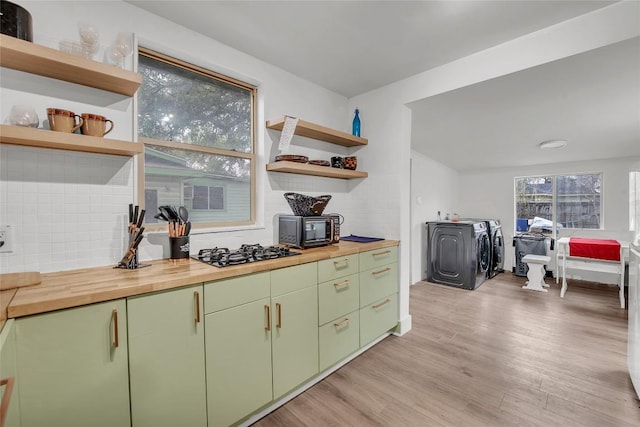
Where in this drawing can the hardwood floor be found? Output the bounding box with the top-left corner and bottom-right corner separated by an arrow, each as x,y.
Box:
253,274 -> 640,426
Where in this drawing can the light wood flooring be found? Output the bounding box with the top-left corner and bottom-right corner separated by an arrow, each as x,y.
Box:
254,273 -> 640,426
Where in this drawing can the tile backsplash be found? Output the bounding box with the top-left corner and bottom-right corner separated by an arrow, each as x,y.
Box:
0,144 -> 134,273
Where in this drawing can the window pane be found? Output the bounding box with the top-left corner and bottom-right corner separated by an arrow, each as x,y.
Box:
138,55 -> 252,153
145,145 -> 251,223
515,176 -> 553,233
557,174 -> 601,229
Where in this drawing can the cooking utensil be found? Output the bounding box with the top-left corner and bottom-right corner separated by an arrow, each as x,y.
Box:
133,205 -> 139,226
178,206 -> 189,223
136,209 -> 145,229
154,212 -> 168,222
184,222 -> 191,236
158,206 -> 173,222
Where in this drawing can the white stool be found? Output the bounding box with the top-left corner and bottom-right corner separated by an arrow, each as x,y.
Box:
521,254 -> 551,292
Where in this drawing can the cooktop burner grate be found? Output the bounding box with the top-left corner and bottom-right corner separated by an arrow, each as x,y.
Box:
194,244 -> 300,267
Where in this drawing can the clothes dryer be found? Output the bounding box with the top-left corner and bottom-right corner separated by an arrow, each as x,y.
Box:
426,221 -> 490,290
462,218 -> 504,279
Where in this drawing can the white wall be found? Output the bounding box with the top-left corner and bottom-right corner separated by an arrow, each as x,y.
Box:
0,0 -> 366,273
457,157 -> 640,282
410,150 -> 459,284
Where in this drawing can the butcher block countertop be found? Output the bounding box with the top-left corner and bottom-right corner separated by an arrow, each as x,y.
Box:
6,240 -> 399,319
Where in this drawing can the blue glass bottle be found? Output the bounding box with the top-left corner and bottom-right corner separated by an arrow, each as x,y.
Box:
352,108 -> 361,137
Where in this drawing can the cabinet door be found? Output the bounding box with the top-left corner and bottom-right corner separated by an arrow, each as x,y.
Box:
206,298 -> 273,427
319,311 -> 359,372
128,284 -> 206,427
0,319 -> 21,427
360,293 -> 398,346
360,263 -> 398,307
272,286 -> 319,399
16,300 -> 130,427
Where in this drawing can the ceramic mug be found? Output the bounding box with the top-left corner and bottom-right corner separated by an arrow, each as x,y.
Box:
81,113 -> 114,137
331,156 -> 343,168
344,156 -> 358,170
47,108 -> 83,133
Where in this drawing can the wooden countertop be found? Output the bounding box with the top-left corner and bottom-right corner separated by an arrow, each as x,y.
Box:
7,240 -> 399,319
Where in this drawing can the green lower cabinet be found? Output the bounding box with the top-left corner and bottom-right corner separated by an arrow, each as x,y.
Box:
16,300 -> 130,427
318,273 -> 359,326
359,262 -> 398,307
360,293 -> 398,346
206,298 -> 273,427
319,311 -> 359,371
0,319 -> 21,427
128,284 -> 206,427
271,285 -> 319,399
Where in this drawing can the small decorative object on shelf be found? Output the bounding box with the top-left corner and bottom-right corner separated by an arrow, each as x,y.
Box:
352,108 -> 361,137
80,113 -> 113,137
115,204 -> 149,269
343,156 -> 357,170
284,192 -> 332,216
47,108 -> 83,133
9,105 -> 39,127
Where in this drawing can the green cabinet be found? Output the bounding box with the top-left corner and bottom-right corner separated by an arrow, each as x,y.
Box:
128,284 -> 206,427
318,273 -> 359,325
358,248 -> 399,346
318,254 -> 359,283
319,310 -> 359,371
270,263 -> 319,399
0,319 -> 21,427
205,272 -> 272,427
15,300 -> 130,427
271,285 -> 318,398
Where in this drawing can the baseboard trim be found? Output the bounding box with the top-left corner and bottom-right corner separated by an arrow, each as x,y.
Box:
394,314 -> 412,336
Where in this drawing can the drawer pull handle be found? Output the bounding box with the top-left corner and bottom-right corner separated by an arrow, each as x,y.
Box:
372,250 -> 391,256
333,258 -> 350,266
333,279 -> 350,289
0,377 -> 16,427
334,318 -> 350,328
372,299 -> 391,309
372,267 -> 391,275
276,303 -> 282,329
265,305 -> 271,331
194,291 -> 201,324
111,309 -> 119,348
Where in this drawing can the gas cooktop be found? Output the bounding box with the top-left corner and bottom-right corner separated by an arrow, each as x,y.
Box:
193,244 -> 300,267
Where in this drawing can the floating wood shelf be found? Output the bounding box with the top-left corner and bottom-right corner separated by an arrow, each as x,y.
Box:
266,161 -> 368,179
0,125 -> 143,157
266,117 -> 368,147
0,34 -> 142,96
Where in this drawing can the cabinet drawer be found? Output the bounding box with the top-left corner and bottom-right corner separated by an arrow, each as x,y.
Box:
319,311 -> 359,372
271,262 -> 317,297
359,246 -> 398,272
359,263 -> 398,307
360,293 -> 398,347
318,255 -> 359,283
204,272 -> 270,314
318,273 -> 359,325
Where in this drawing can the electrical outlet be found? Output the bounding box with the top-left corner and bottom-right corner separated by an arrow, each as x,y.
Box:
0,225 -> 14,253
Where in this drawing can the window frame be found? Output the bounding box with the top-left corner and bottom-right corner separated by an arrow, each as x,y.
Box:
514,171 -> 603,236
136,47 -> 257,230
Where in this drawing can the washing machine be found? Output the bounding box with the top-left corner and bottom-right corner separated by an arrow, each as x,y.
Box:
462,218 -> 505,279
425,220 -> 490,290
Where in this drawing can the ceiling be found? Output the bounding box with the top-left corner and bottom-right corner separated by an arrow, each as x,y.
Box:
127,1 -> 639,171
127,0 -> 616,97
409,37 -> 640,171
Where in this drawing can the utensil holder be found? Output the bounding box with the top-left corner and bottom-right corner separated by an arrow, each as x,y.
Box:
170,236 -> 190,260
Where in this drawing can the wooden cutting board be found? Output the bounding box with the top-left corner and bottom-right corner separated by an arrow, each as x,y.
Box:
0,272 -> 41,291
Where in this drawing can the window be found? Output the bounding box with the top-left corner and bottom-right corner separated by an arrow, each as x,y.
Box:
138,48 -> 256,226
515,173 -> 602,233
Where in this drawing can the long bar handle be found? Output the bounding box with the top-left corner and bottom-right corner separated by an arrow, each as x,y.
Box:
112,309 -> 119,348
372,299 -> 391,309
194,291 -> 201,324
333,258 -> 350,266
372,267 -> 391,275
372,250 -> 391,256
276,303 -> 282,329
333,279 -> 350,289
265,305 -> 271,331
0,377 -> 15,427
334,317 -> 350,328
